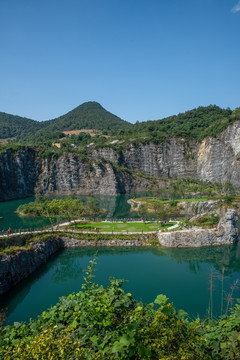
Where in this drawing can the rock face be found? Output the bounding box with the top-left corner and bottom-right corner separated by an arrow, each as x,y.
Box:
0,239 -> 60,295
157,209 -> 239,248
0,147 -> 40,201
1,121 -> 240,199
217,208 -> 239,244
179,200 -> 219,217
128,199 -> 220,218
38,154 -> 154,196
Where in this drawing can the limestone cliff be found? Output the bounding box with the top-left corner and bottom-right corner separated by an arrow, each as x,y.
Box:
1,120 -> 240,200
0,147 -> 40,201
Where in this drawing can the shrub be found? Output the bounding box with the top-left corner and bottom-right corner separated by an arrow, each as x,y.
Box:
0,259 -> 209,359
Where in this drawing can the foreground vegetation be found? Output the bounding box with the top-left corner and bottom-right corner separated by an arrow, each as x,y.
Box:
1,258 -> 240,359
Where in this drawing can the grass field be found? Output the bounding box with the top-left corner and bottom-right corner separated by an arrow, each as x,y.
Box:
69,221 -> 176,233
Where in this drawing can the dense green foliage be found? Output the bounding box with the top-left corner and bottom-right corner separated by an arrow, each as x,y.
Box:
0,112 -> 41,139
1,258 -> 240,359
0,259 -> 206,359
150,178 -> 237,199
16,197 -> 102,222
41,101 -> 130,134
1,103 -> 240,147
0,102 -> 129,140
120,105 -> 236,144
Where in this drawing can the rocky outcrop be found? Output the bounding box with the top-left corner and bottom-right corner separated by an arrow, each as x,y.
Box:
128,198 -> 219,218
122,140 -> 196,179
0,239 -> 60,295
1,121 -> 240,200
179,200 -> 219,218
39,155 -> 120,196
157,209 -> 238,248
38,155 -> 154,196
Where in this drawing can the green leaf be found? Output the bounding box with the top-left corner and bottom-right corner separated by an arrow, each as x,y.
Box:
90,335 -> 99,343
71,319 -> 78,329
154,294 -> 169,306
177,309 -> 188,319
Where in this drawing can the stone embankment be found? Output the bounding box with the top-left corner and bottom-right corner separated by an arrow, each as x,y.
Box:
157,209 -> 238,247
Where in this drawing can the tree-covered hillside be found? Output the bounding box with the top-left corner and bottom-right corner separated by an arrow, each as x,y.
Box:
40,101 -> 130,134
0,102 -> 131,140
0,112 -> 41,139
120,105 -> 240,143
1,103 -> 240,145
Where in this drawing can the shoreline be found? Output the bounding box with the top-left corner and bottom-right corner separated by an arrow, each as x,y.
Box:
0,208 -> 238,295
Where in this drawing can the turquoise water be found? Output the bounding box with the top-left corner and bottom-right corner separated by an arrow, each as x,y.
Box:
0,197 -> 50,232
0,194 -> 144,232
1,244 -> 240,325
1,195 -> 240,325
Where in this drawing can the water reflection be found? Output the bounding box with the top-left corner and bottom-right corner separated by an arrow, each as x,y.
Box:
155,243 -> 240,274
58,244 -> 240,275
1,244 -> 240,325
0,194 -> 145,231
50,249 -> 83,283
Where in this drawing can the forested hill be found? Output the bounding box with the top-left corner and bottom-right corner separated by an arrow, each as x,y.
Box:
0,102 -> 130,139
0,112 -> 41,139
121,105 -> 240,143
1,103 -> 240,143
41,101 -> 130,133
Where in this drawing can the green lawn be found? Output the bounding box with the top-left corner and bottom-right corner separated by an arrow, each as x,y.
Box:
69,221 -> 176,233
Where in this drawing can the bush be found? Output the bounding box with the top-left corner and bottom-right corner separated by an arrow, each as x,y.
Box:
0,258 -> 209,360
190,214 -> 219,228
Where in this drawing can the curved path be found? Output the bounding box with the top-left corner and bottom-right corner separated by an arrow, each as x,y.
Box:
0,220 -> 181,239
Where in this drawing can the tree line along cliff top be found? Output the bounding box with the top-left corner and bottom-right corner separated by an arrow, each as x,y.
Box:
0,101 -> 240,148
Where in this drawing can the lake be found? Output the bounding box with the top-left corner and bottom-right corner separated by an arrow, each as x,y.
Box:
1,195 -> 240,325
1,244 -> 240,325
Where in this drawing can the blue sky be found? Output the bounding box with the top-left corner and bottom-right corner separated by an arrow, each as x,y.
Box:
0,0 -> 240,123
